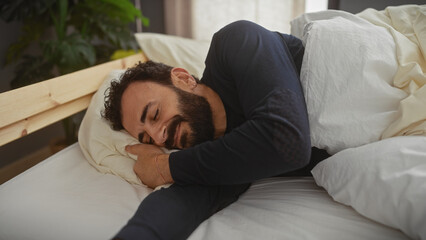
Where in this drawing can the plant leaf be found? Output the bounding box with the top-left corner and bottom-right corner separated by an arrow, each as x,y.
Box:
0,0 -> 55,22
5,19 -> 46,64
10,55 -> 54,89
141,15 -> 150,27
97,0 -> 142,22
42,34 -> 96,74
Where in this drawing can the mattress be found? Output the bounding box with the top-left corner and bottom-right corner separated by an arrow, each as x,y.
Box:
0,143 -> 407,240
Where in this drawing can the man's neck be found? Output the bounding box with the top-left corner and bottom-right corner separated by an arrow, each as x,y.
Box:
193,84 -> 227,138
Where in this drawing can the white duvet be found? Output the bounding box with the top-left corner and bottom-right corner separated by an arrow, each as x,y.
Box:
299,11 -> 406,154
358,5 -> 426,138
291,5 -> 426,239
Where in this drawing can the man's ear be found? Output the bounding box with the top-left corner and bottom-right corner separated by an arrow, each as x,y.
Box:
170,68 -> 197,92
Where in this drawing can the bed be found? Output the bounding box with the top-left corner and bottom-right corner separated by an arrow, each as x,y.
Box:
1,5 -> 425,240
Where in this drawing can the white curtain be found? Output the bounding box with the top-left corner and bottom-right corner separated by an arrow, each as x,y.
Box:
164,0 -> 306,40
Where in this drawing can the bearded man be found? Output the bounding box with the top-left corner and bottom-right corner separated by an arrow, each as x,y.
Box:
103,20 -> 329,240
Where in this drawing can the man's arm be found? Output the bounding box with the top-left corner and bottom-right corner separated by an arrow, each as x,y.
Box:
114,180 -> 250,239
170,21 -> 311,186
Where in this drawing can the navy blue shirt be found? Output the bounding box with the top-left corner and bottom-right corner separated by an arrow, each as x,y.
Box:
169,21 -> 311,185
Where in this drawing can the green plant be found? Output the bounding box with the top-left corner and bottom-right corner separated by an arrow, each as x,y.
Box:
1,0 -> 149,145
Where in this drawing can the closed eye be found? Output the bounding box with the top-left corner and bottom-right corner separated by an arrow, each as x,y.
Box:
137,108 -> 158,144
154,108 -> 159,121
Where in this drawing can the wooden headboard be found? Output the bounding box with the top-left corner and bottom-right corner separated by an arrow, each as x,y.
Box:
0,53 -> 147,147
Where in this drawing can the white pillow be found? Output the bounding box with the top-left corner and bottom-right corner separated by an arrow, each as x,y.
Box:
312,136 -> 426,240
79,34 -> 210,185
290,10 -> 354,40
300,15 -> 407,154
134,33 -> 211,79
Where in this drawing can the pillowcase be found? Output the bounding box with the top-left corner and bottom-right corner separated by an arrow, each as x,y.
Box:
312,136 -> 426,240
290,9 -> 354,40
79,70 -> 142,185
300,14 -> 407,154
134,33 -> 211,78
79,34 -> 210,185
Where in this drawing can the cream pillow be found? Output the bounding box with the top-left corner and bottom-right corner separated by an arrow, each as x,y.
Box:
79,70 -> 141,185
79,34 -> 210,185
134,33 -> 211,78
312,136 -> 426,239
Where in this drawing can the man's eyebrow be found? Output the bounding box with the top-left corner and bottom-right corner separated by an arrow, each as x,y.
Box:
141,102 -> 153,123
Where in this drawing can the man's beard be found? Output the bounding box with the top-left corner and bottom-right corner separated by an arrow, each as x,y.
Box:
164,87 -> 215,149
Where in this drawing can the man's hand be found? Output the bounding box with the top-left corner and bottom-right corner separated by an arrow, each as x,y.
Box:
125,144 -> 173,189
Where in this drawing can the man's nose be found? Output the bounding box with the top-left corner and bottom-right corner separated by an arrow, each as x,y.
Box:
147,124 -> 167,145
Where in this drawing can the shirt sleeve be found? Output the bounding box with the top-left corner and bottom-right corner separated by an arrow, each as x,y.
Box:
170,21 -> 311,185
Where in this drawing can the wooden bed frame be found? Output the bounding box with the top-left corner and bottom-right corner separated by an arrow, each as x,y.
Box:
0,53 -> 147,148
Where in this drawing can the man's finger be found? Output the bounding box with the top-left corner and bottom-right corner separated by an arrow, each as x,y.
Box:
125,144 -> 143,154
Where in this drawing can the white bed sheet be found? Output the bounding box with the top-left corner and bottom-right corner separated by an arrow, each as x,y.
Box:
0,144 -> 408,240
0,144 -> 151,240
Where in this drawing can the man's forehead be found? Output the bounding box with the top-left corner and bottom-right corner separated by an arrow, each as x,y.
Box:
126,81 -> 154,92
121,81 -> 172,117
126,81 -> 175,95
122,82 -> 153,103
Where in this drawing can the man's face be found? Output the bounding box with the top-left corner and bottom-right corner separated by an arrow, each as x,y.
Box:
121,81 -> 214,149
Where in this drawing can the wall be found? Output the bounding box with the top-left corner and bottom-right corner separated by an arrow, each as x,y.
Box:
138,0 -> 166,33
191,0 -> 305,41
164,0 -> 305,41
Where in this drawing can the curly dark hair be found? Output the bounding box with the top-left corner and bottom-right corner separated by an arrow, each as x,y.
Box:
102,60 -> 199,131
